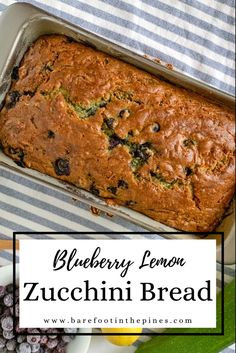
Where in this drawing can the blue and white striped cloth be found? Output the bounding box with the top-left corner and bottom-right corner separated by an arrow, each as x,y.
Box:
0,0 -> 235,94
0,1 -> 235,352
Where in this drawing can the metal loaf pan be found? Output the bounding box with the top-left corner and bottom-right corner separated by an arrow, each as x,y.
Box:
0,3 -> 235,263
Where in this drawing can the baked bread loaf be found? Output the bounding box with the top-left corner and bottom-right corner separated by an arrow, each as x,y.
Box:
0,35 -> 235,231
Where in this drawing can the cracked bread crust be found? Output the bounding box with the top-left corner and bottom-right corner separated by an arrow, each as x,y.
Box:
0,34 -> 235,231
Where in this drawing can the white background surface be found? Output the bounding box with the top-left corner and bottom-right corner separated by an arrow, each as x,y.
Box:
87,336 -> 136,353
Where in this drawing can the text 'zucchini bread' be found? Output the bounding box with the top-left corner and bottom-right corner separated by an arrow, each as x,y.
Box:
0,35 -> 235,231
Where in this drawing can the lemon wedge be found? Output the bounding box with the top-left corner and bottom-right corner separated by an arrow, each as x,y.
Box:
101,327 -> 142,346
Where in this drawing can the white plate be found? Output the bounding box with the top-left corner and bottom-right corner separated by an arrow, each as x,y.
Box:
0,265 -> 92,353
